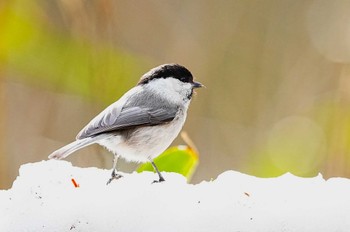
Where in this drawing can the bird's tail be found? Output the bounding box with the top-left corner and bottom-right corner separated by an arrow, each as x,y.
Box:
48,137 -> 99,160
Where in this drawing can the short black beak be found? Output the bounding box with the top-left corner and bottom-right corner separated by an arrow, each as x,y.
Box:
192,81 -> 204,89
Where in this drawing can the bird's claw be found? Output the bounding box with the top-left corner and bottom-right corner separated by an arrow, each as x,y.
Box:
106,173 -> 123,185
152,176 -> 165,184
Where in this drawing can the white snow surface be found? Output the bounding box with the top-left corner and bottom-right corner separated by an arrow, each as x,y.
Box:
1,160 -> 350,232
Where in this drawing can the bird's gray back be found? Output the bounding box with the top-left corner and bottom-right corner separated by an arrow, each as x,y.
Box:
76,87 -> 179,139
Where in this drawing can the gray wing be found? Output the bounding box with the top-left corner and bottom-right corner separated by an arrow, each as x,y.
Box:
77,104 -> 178,139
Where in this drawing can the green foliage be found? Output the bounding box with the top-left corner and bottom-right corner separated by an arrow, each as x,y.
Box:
0,1 -> 145,103
137,146 -> 199,182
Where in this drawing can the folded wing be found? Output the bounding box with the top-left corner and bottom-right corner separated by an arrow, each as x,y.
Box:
77,104 -> 178,139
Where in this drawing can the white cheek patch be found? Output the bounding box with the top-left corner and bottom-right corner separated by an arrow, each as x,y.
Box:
147,78 -> 192,104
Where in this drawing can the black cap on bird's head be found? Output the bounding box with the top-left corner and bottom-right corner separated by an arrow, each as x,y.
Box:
138,63 -> 203,88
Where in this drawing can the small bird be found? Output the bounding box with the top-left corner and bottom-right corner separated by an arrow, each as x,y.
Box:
48,64 -> 203,184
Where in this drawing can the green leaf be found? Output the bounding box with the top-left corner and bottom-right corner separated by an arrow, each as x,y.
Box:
137,145 -> 199,182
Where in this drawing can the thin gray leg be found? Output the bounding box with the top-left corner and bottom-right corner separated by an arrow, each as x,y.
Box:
106,155 -> 123,185
150,159 -> 165,183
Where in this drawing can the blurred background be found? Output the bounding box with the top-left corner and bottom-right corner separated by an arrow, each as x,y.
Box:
1,0 -> 350,189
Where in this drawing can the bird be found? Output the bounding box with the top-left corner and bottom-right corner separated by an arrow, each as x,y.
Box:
48,63 -> 203,184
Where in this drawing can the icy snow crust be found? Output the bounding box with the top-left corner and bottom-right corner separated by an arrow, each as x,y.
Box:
1,160 -> 350,232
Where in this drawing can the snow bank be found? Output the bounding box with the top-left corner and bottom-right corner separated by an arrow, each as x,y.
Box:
1,160 -> 350,232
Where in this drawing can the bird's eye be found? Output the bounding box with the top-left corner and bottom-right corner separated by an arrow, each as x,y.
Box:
180,77 -> 187,82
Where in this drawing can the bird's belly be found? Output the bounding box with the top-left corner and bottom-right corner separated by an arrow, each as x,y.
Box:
98,114 -> 186,163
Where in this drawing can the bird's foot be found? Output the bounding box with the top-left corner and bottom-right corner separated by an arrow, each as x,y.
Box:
152,176 -> 165,184
106,173 -> 123,185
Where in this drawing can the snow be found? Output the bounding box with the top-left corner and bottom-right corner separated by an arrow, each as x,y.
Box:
1,160 -> 350,232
